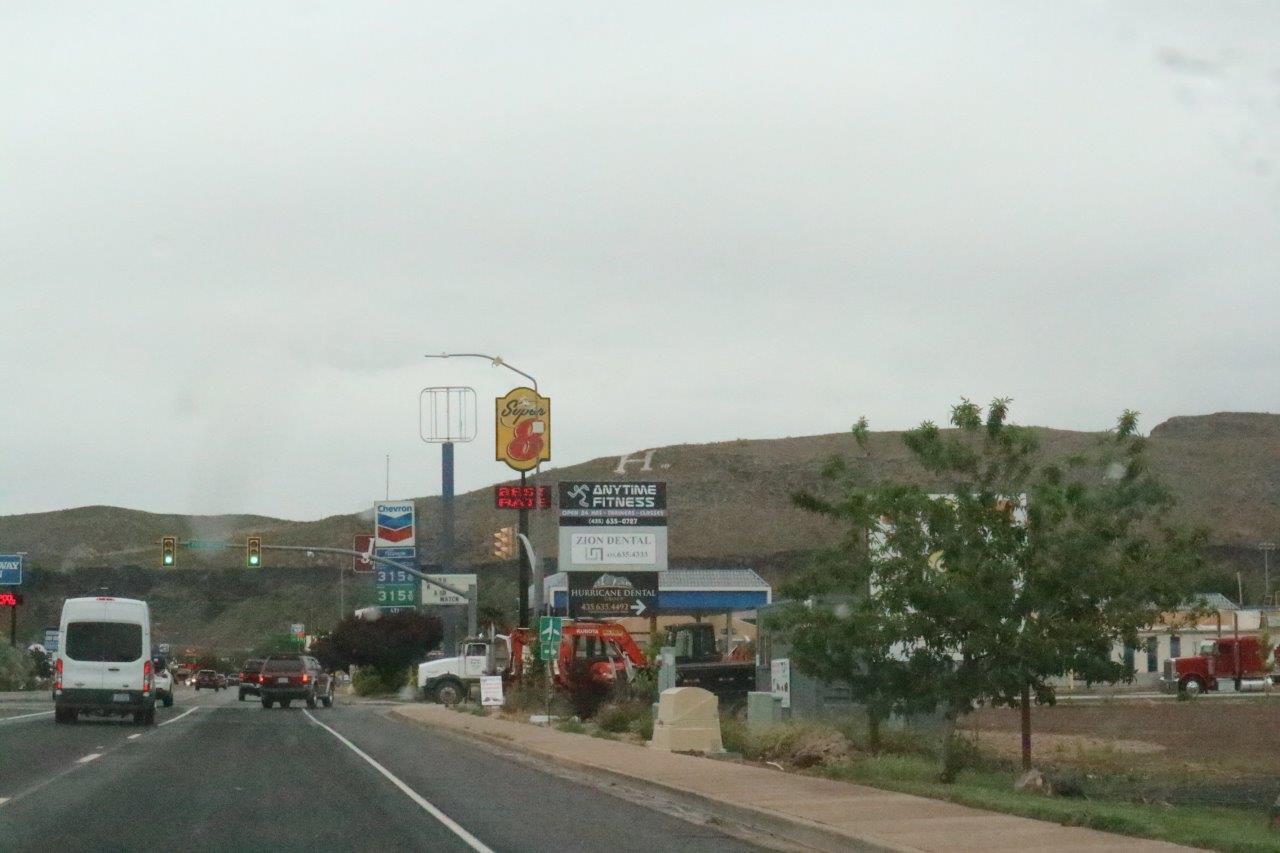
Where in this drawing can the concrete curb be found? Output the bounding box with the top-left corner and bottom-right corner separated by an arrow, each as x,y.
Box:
393,707 -> 912,853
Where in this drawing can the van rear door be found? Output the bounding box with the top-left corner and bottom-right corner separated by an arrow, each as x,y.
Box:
64,609 -> 145,691
61,601 -> 106,690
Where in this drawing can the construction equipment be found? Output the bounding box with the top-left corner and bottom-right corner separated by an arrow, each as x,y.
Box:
417,620 -> 650,714
666,622 -> 755,707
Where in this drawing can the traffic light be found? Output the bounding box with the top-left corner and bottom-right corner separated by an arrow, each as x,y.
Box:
246,536 -> 262,567
492,526 -> 516,559
161,536 -> 177,568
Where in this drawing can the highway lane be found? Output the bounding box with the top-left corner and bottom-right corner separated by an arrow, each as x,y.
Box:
0,687 -> 190,805
0,689 -> 761,852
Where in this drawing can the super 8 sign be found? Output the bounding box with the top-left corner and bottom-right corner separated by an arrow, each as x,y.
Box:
0,593 -> 23,607
494,485 -> 551,510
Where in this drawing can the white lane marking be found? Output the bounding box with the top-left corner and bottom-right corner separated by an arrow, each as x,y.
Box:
158,706 -> 200,727
0,711 -> 54,724
303,710 -> 493,853
77,753 -> 102,764
127,734 -> 142,740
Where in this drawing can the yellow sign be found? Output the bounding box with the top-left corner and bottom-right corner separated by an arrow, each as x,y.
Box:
495,387 -> 551,472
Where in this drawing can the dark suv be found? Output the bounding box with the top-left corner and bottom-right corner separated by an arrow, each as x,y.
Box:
238,659 -> 264,701
259,655 -> 333,709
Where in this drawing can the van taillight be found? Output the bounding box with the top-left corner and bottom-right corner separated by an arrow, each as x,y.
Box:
143,659 -> 153,695
301,673 -> 310,684
55,657 -> 63,690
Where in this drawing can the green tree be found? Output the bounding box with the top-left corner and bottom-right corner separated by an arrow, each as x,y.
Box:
310,611 -> 442,680
776,399 -> 1206,779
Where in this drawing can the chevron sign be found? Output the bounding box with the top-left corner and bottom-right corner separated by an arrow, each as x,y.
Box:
374,501 -> 416,548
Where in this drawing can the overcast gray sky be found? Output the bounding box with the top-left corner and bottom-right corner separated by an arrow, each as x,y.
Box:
3,2 -> 1278,520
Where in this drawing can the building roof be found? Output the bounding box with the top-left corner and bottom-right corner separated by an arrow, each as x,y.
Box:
1185,592 -> 1238,611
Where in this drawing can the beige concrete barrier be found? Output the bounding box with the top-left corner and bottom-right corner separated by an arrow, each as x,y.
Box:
649,686 -> 724,754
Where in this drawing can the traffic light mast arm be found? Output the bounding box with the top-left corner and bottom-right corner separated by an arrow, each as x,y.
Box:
171,541 -> 474,601
517,533 -> 536,574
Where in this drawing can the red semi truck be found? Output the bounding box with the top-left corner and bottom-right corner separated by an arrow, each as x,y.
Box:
1160,635 -> 1276,696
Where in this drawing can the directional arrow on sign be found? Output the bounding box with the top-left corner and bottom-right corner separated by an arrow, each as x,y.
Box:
630,599 -> 646,616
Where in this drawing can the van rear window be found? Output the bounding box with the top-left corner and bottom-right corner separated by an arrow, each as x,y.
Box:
65,622 -> 143,662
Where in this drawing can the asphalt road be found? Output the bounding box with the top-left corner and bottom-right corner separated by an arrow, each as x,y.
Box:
0,687 -> 760,852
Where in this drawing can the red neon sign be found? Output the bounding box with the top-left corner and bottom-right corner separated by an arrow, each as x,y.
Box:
0,592 -> 21,607
494,485 -> 551,510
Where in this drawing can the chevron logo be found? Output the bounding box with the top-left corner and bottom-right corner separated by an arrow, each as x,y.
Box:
375,503 -> 415,545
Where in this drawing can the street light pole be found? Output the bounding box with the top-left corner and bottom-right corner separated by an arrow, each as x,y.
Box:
424,353 -> 541,628
1261,542 -> 1277,606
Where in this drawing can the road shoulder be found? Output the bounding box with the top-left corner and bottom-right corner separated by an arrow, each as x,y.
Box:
394,704 -> 1189,853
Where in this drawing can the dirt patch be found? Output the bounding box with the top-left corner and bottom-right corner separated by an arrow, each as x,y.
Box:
969,729 -> 1165,758
964,697 -> 1280,777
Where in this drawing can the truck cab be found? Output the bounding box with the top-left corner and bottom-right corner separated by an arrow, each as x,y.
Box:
1160,636 -> 1272,696
417,636 -> 514,705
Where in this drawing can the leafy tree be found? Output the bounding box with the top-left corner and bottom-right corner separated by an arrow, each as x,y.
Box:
311,611 -> 442,679
775,398 -> 1206,779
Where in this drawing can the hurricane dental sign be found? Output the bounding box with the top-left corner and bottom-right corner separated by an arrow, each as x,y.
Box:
558,482 -> 667,573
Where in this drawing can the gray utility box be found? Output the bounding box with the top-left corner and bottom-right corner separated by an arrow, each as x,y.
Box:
747,691 -> 784,732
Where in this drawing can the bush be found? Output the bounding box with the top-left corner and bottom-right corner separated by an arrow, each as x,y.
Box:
720,718 -> 854,766
0,645 -> 37,690
596,701 -> 648,734
352,667 -> 406,696
556,719 -> 586,734
630,708 -> 654,740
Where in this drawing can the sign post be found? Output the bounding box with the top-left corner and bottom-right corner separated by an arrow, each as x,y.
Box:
1,592 -> 23,647
557,483 -> 666,618
496,387 -> 552,628
374,501 -> 420,613
419,386 -> 478,621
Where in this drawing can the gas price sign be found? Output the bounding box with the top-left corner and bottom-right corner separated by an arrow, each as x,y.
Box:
494,485 -> 551,510
0,592 -> 23,607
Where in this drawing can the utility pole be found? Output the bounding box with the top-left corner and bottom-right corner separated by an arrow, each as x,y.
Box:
423,353 -> 543,628
1261,542 -> 1276,606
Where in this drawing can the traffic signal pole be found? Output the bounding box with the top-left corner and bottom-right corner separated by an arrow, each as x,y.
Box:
166,540 -> 473,602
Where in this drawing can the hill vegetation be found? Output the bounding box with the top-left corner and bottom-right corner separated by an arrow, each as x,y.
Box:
2,412 -> 1276,647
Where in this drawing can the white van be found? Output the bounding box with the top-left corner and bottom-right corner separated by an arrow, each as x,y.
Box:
54,596 -> 156,725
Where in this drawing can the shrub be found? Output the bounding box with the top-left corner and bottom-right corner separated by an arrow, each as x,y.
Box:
720,718 -> 853,766
0,645 -> 36,691
630,708 -> 654,741
596,701 -> 649,734
556,719 -> 586,734
352,667 -> 406,696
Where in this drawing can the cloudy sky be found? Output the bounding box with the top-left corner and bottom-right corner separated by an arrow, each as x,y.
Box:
2,2 -> 1278,520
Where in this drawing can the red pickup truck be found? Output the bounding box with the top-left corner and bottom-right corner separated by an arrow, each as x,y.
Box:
1160,636 -> 1276,696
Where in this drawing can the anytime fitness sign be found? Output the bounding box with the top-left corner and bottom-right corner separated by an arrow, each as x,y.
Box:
558,482 -> 667,572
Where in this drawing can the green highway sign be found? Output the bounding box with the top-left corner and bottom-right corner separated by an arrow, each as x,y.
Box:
185,540 -> 226,550
538,616 -> 564,661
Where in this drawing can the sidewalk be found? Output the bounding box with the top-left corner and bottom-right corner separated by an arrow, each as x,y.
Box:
394,705 -> 1188,852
